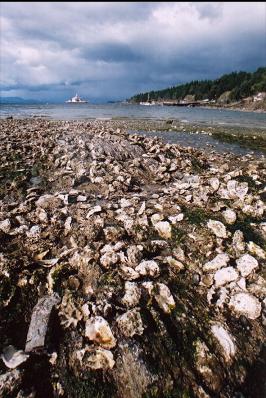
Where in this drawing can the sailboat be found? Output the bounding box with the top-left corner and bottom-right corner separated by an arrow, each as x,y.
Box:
139,93 -> 155,106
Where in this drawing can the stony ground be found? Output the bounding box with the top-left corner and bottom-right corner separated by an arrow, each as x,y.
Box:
0,118 -> 265,398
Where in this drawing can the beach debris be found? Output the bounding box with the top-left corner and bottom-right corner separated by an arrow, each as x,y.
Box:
0,369 -> 22,396
0,117 -> 265,397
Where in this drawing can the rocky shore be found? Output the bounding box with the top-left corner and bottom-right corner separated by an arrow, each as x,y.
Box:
0,118 -> 265,398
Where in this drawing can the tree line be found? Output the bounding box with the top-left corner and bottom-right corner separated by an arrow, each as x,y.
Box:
129,67 -> 266,103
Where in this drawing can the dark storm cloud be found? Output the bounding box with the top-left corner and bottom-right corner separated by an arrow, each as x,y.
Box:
1,2 -> 265,102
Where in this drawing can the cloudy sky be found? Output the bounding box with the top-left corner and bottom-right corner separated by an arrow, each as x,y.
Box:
1,2 -> 265,102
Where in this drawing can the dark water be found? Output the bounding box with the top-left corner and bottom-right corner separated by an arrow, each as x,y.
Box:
1,103 -> 266,129
129,130 -> 265,158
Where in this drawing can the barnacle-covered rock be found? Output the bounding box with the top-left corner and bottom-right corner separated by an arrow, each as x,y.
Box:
58,291 -> 82,328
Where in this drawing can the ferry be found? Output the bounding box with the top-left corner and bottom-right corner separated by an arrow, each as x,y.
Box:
65,93 -> 88,103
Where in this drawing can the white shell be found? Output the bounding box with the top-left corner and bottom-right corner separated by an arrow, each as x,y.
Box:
236,254 -> 258,277
77,347 -> 115,369
154,283 -> 175,313
229,293 -> 261,319
207,220 -> 227,238
203,253 -> 230,272
222,209 -> 236,224
135,260 -> 160,277
211,324 -> 236,362
247,241 -> 265,259
154,221 -> 172,239
121,282 -> 141,308
214,267 -> 239,287
1,346 -> 29,369
85,316 -> 116,349
116,309 -> 144,337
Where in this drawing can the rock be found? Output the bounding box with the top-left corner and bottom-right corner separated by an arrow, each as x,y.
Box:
25,293 -> 61,352
207,220 -> 227,238
154,283 -> 175,313
229,292 -> 261,319
222,209 -> 236,224
121,282 -> 141,308
154,221 -> 172,239
211,324 -> 236,362
1,346 -> 29,369
85,316 -> 116,349
214,267 -> 239,287
135,260 -> 160,277
116,309 -> 144,337
236,254 -> 258,277
203,253 -> 230,272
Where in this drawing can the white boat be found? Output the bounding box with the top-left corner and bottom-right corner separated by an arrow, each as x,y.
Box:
139,94 -> 156,106
65,93 -> 88,103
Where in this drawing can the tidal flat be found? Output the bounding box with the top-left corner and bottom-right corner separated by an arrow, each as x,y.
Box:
0,118 -> 265,397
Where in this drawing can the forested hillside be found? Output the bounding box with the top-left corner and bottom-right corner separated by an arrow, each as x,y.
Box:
129,67 -> 266,103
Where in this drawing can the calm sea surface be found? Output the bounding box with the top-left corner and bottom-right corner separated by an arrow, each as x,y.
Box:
1,103 -> 266,128
1,103 -> 265,157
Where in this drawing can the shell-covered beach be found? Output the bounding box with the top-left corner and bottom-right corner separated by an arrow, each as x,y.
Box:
0,118 -> 265,397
